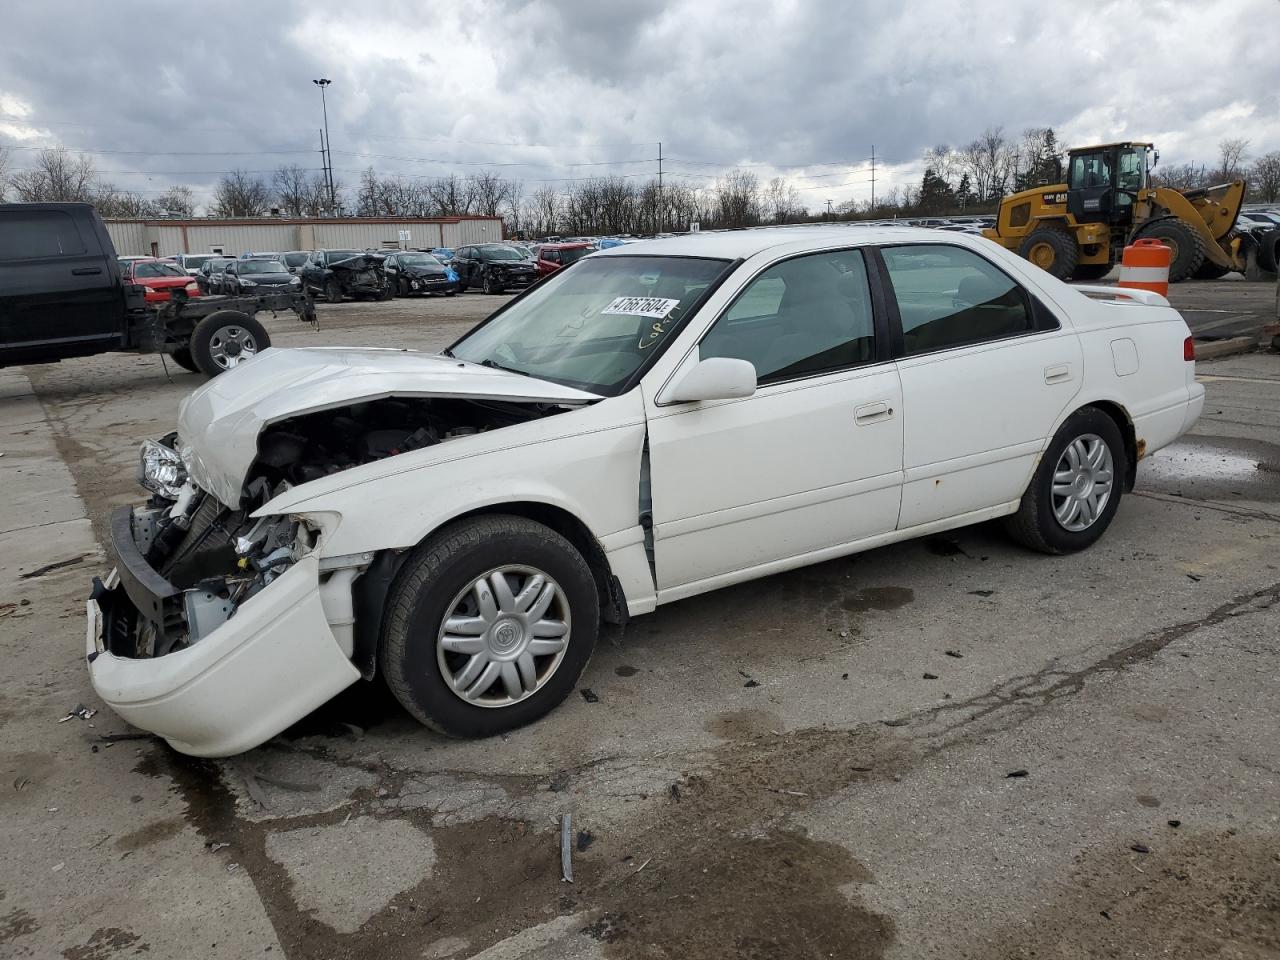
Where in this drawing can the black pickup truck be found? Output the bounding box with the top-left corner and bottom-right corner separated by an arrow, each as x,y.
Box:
0,202 -> 315,376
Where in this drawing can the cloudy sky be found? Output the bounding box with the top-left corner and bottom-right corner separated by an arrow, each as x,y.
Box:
2,0 -> 1277,214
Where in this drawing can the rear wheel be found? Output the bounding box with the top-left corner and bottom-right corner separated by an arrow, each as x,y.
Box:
1004,407 -> 1127,554
1133,218 -> 1205,281
1071,263 -> 1113,281
190,310 -> 269,376
381,515 -> 600,738
1018,225 -> 1079,280
1257,230 -> 1280,273
170,347 -> 200,373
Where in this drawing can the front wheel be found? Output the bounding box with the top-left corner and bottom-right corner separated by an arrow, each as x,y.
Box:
482,270 -> 504,295
1018,225 -> 1079,280
324,279 -> 344,304
1004,408 -> 1127,554
190,310 -> 269,376
380,515 -> 600,738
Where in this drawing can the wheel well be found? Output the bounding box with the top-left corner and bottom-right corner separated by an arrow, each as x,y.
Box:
1079,400 -> 1138,491
440,502 -> 623,622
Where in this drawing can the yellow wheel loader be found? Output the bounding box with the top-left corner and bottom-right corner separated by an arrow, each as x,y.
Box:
983,142 -> 1247,282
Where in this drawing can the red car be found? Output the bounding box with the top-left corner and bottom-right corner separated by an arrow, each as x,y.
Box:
121,258 -> 202,303
531,241 -> 596,278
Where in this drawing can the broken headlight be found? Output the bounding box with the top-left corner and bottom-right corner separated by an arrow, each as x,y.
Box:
138,439 -> 188,499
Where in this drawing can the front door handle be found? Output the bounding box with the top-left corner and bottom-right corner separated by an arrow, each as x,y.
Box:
71,267 -> 103,276
1044,363 -> 1073,384
855,400 -> 895,425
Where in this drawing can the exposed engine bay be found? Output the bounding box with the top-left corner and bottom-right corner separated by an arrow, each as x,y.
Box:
248,396 -> 566,487
99,397 -> 569,661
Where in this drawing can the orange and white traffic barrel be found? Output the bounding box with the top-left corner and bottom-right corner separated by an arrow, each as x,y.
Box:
1117,238 -> 1171,297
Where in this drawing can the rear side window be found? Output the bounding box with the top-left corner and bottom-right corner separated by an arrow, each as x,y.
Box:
881,245 -> 1050,355
700,249 -> 877,384
0,210 -> 87,260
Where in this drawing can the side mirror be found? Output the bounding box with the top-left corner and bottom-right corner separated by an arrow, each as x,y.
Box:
661,357 -> 757,404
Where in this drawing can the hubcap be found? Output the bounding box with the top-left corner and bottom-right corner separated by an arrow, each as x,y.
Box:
1030,242 -> 1055,268
1051,433 -> 1114,532
436,566 -> 571,708
207,326 -> 258,369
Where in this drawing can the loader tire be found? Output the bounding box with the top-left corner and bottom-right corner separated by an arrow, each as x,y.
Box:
1071,263 -> 1113,282
1018,225 -> 1078,280
1133,218 -> 1205,282
1258,229 -> 1280,273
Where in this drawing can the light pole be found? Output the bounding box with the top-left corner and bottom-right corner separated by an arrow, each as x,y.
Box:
312,78 -> 335,214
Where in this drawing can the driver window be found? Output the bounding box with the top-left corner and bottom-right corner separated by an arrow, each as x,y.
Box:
700,249 -> 877,384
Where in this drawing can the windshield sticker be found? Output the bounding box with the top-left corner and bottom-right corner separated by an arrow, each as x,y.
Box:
601,296 -> 681,319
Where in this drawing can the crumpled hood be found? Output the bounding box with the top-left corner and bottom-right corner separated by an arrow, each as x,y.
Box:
328,255 -> 384,273
177,347 -> 600,507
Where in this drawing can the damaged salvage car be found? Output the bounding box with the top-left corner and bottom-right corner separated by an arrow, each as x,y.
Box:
299,248 -> 393,303
88,227 -> 1206,756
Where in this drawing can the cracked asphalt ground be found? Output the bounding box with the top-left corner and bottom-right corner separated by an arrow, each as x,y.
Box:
1,287 -> 1278,959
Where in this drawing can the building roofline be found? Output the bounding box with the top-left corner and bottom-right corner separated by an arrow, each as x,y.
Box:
103,215 -> 504,227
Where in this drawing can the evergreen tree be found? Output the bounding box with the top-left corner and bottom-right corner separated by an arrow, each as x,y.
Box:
918,167 -> 956,215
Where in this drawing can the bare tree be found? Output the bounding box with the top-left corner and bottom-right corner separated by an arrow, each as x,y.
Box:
1217,138 -> 1250,181
156,185 -> 195,217
274,164 -> 317,215
714,169 -> 762,228
8,147 -> 98,202
211,169 -> 271,217
95,187 -> 156,218
0,146 -> 9,202
1250,151 -> 1280,203
427,174 -> 476,216
527,185 -> 561,237
764,176 -> 803,224
961,127 -> 1011,203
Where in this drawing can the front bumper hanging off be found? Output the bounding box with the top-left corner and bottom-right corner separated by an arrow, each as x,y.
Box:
86,506 -> 360,757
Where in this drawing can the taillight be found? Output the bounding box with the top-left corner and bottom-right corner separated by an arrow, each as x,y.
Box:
1183,336 -> 1195,362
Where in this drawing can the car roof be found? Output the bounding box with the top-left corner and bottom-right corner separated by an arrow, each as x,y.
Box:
592,225 -> 985,260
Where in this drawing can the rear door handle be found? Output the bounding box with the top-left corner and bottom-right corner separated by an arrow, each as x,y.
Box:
71,267 -> 103,276
1044,363 -> 1072,384
855,400 -> 894,425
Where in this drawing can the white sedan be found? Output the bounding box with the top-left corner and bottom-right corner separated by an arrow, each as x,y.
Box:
87,227 -> 1204,756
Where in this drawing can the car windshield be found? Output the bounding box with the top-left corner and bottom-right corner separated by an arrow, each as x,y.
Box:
450,255 -> 732,395
282,252 -> 309,267
183,255 -> 213,268
399,254 -> 442,266
133,261 -> 187,279
326,250 -> 362,263
481,245 -> 525,261
240,260 -> 285,274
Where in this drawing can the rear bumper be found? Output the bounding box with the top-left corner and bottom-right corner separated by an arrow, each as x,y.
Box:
86,517 -> 360,757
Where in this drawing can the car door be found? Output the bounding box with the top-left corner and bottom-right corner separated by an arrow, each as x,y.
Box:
0,207 -> 120,355
454,247 -> 475,286
877,242 -> 1083,529
223,261 -> 239,294
383,255 -> 400,290
645,248 -> 905,596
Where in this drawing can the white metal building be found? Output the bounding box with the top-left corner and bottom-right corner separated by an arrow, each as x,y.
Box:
105,216 -> 505,257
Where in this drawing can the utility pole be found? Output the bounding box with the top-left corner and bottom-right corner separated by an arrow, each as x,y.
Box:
657,141 -> 664,233
313,78 -> 336,214
317,128 -> 328,212
825,199 -> 834,219
870,144 -> 876,209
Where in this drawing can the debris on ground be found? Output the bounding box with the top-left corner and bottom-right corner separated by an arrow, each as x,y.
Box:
882,718 -> 909,727
1186,574 -> 1202,582
923,672 -> 939,680
57,704 -> 97,723
968,589 -> 995,597
207,842 -> 230,853
669,784 -> 681,803
1006,769 -> 1029,778
98,732 -> 154,745
19,554 -> 89,579
560,814 -> 573,883
743,679 -> 760,688
841,673 -> 849,680
1130,843 -> 1150,854
13,777 -> 31,791
576,830 -> 594,852
579,688 -> 599,704
945,650 -> 964,658
547,771 -> 570,792
1168,820 -> 1182,828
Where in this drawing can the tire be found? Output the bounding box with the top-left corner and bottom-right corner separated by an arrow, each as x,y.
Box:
170,347 -> 200,373
380,515 -> 600,738
1193,259 -> 1232,280
1133,218 -> 1205,281
324,278 -> 344,304
379,281 -> 395,301
1071,263 -> 1113,282
1018,225 -> 1079,280
190,310 -> 269,377
482,270 -> 504,295
1004,407 -> 1127,555
1258,230 -> 1280,273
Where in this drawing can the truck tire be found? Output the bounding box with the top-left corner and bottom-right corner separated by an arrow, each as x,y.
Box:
1133,218 -> 1205,282
1071,263 -> 1112,281
170,347 -> 200,373
1258,230 -> 1280,273
1018,225 -> 1078,280
190,311 -> 269,376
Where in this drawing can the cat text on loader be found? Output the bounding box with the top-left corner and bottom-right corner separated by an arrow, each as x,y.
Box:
983,142 -> 1246,282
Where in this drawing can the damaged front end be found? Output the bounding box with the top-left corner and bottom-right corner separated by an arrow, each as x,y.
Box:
87,434 -> 364,757
327,254 -> 389,299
